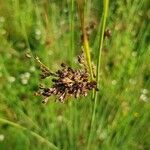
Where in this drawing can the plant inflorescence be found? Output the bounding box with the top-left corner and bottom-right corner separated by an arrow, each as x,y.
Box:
35,52 -> 98,103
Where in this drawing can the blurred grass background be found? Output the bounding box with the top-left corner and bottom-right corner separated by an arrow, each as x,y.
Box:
0,0 -> 150,150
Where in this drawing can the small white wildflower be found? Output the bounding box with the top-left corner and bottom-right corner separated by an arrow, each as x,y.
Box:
17,42 -> 25,48
112,80 -> 117,85
48,51 -> 53,56
142,89 -> 149,94
1,29 -> 6,35
0,17 -> 5,23
35,29 -> 41,40
63,8 -> 68,13
20,72 -> 30,85
21,79 -> 28,85
57,116 -> 63,122
0,134 -> 5,141
138,11 -> 143,16
29,66 -> 35,72
132,51 -> 137,57
97,129 -> 107,140
140,94 -> 148,102
129,79 -> 136,85
20,72 -> 30,79
8,76 -> 16,83
35,29 -> 41,35
73,57 -> 78,64
35,35 -> 41,40
24,72 -> 30,78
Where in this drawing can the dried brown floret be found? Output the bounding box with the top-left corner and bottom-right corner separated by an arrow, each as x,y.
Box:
35,53 -> 97,103
104,29 -> 111,39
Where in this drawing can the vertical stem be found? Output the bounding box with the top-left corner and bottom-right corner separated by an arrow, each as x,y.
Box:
96,0 -> 109,87
69,0 -> 76,149
87,0 -> 109,149
70,0 -> 75,64
77,0 -> 94,80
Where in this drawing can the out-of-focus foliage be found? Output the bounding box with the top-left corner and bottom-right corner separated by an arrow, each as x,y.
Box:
0,0 -> 149,150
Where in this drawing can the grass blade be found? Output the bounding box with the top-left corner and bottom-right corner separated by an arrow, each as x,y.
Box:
0,118 -> 58,150
87,0 -> 109,149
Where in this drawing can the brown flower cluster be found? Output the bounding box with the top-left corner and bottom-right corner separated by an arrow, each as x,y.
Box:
35,53 -> 98,103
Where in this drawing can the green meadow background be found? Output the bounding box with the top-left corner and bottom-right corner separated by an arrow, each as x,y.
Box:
0,0 -> 149,150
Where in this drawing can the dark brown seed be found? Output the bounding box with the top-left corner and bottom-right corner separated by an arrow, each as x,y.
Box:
104,29 -> 111,38
61,63 -> 66,67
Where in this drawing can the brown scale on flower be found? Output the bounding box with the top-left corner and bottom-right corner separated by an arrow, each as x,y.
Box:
35,54 -> 98,103
104,28 -> 111,39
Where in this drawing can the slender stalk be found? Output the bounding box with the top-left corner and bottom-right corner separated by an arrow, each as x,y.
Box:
77,0 -> 94,80
70,0 -> 75,64
0,118 -> 58,150
87,0 -> 109,149
96,0 -> 109,87
69,0 -> 76,149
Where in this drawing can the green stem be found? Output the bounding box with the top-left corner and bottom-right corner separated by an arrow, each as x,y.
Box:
87,0 -> 109,149
0,118 -> 58,150
69,0 -> 76,149
70,0 -> 75,63
96,0 -> 109,86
